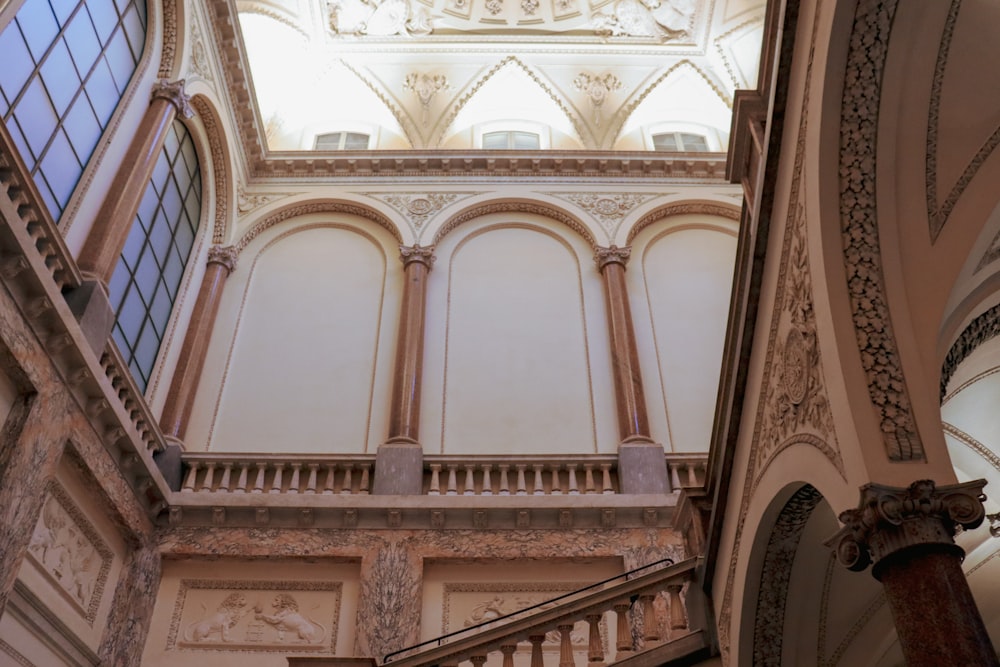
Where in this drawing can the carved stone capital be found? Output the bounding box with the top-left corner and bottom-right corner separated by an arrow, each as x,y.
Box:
594,245 -> 631,270
206,245 -> 238,273
827,479 -> 987,574
399,244 -> 435,268
151,79 -> 194,119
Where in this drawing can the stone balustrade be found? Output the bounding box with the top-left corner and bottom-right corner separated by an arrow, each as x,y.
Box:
666,455 -> 708,490
180,454 -> 375,494
424,456 -> 619,496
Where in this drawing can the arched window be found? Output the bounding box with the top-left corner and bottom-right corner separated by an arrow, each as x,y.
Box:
108,119 -> 201,391
0,0 -> 147,219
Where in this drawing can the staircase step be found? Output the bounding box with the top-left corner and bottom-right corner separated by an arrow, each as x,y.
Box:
609,629 -> 715,667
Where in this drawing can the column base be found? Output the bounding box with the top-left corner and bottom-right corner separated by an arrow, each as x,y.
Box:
373,442 -> 424,495
64,279 -> 115,356
618,441 -> 670,494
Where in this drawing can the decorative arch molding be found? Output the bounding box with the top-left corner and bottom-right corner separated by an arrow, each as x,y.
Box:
942,421 -> 1000,473
336,59 -> 418,149
940,301 -> 1000,399
438,56 -> 585,149
751,484 -> 824,667
837,0 -> 922,460
625,200 -> 741,244
433,199 -> 597,248
236,1 -> 311,39
189,95 -> 233,245
236,200 -> 404,254
158,0 -> 181,78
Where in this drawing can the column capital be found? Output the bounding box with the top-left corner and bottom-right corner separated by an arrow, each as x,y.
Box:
826,479 -> 987,573
151,79 -> 194,119
399,244 -> 435,268
594,245 -> 631,270
206,245 -> 238,274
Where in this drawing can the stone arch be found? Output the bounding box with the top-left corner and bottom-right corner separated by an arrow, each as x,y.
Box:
433,199 -> 597,248
624,199 -> 740,245
188,94 -> 235,245
237,199 -> 404,254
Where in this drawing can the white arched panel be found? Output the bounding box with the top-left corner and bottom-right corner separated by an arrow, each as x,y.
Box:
438,224 -> 599,454
207,224 -> 390,453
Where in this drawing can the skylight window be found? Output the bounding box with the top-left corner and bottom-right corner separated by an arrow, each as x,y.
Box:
314,132 -> 370,150
652,132 -> 710,152
482,131 -> 541,150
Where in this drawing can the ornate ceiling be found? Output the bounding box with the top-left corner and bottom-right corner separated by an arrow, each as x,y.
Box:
235,0 -> 765,150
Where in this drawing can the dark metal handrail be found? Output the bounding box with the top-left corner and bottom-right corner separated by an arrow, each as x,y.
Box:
382,556 -> 675,664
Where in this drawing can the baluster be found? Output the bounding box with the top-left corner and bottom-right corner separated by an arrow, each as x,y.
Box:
323,464 -> 337,494
429,464 -> 442,495
304,463 -> 319,494
498,464 -> 511,496
234,462 -> 250,493
567,463 -> 579,495
558,624 -> 575,667
202,462 -> 217,492
500,642 -> 517,667
251,463 -> 267,494
516,464 -> 528,495
341,464 -> 354,494
481,464 -> 493,495
640,594 -> 660,642
667,584 -> 687,632
463,464 -> 476,495
551,464 -> 562,495
601,463 -> 614,494
587,614 -> 604,662
287,463 -> 302,494
181,462 -> 200,492
217,462 -> 233,493
532,464 -> 545,495
358,464 -> 371,494
446,464 -> 459,495
613,601 -> 633,654
470,654 -> 487,667
669,462 -> 682,490
529,634 -> 545,667
269,463 -> 285,494
687,463 -> 699,487
584,464 -> 596,494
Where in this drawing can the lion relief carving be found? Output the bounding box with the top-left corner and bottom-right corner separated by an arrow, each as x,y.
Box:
185,592 -> 250,642
254,593 -> 326,643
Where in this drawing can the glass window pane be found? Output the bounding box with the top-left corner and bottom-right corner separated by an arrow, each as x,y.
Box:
64,9 -> 102,78
64,94 -> 101,161
512,131 -> 539,149
121,218 -> 145,267
86,0 -> 118,44
181,137 -> 197,176
184,185 -> 200,223
40,39 -> 79,116
174,217 -> 194,256
49,0 -> 78,26
105,27 -> 134,92
343,132 -> 368,149
108,259 -> 130,309
149,281 -> 171,335
150,150 -> 170,192
149,212 -> 173,264
0,28 -> 34,101
14,77 -> 58,159
85,58 -> 118,124
163,248 -> 183,296
652,133 -> 679,151
133,320 -> 160,374
122,5 -> 144,60
163,123 -> 180,157
136,184 -> 158,230
39,128 -> 80,208
161,178 -> 182,224
679,133 -> 709,151
482,131 -> 507,149
134,246 -> 159,302
314,132 -> 342,150
17,0 -> 60,62
6,121 -> 32,168
116,284 -> 144,342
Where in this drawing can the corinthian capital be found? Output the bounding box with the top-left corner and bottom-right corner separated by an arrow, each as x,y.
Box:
399,244 -> 435,268
151,79 -> 194,119
594,245 -> 631,270
826,479 -> 987,574
206,245 -> 238,273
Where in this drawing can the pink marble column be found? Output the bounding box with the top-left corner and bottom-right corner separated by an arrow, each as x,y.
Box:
374,245 -> 433,495
828,479 -> 999,667
78,79 -> 194,286
0,393 -> 68,615
160,245 -> 237,441
98,539 -> 161,666
595,246 -> 668,494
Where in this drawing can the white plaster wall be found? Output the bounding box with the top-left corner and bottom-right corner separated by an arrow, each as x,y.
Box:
424,219 -> 614,454
188,217 -> 400,453
630,218 -> 737,452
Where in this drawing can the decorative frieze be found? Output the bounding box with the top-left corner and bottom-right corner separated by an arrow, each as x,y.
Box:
360,192 -> 480,234
236,184 -> 293,218
548,191 -> 657,241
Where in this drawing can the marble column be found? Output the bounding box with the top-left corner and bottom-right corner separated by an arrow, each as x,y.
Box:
374,245 -> 433,495
594,246 -> 668,494
827,479 -> 999,667
68,80 -> 194,354
0,392 -> 68,615
98,539 -> 161,666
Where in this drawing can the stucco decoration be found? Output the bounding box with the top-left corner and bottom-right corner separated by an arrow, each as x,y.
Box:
190,96 -> 231,245
434,201 -> 597,247
158,0 -> 178,78
357,542 -> 422,659
591,0 -> 695,40
360,192 -> 482,235
236,202 -> 404,252
189,17 -> 213,83
404,73 -> 451,126
752,485 -> 822,667
546,192 -> 658,242
26,484 -> 113,623
327,0 -> 433,35
573,73 -> 623,126
166,579 -> 341,652
838,0 -> 922,461
236,184 -> 295,218
940,302 -> 1000,399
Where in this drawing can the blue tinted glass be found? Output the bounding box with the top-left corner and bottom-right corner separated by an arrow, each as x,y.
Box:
104,27 -> 133,91
86,0 -> 118,45
163,248 -> 183,297
134,246 -> 159,302
161,178 -> 182,225
64,10 -> 102,77
133,322 -> 159,377
40,39 -> 78,116
84,58 -> 117,124
150,151 -> 170,192
174,216 -> 194,255
0,28 -> 34,101
64,94 -> 101,159
121,217 -> 145,267
116,284 -> 144,341
149,281 -> 171,335
149,212 -> 172,264
136,184 -> 158,230
36,178 -> 59,216
121,5 -> 143,60
180,136 -> 197,176
108,259 -> 131,309
163,124 -> 179,156
17,0 -> 60,62
49,0 -> 78,25
6,118 -> 32,164
15,77 -> 58,159
39,128 -> 80,207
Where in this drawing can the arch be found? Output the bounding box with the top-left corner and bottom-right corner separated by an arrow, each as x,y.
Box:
189,95 -> 234,245
625,199 -> 741,244
433,199 -> 597,248
237,199 -> 404,253
940,301 -> 1000,400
